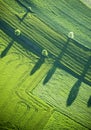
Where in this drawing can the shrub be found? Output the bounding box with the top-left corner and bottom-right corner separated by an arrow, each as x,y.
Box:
42,49 -> 48,57
28,7 -> 33,12
68,32 -> 74,39
15,29 -> 21,36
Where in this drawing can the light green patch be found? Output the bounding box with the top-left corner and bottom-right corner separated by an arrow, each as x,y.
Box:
0,31 -> 52,130
0,0 -> 91,129
44,111 -> 88,130
32,68 -> 91,129
80,0 -> 91,8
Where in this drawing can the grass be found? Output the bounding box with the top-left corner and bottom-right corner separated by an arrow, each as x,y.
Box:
0,0 -> 91,130
0,31 -> 53,130
24,0 -> 91,48
0,0 -> 91,84
32,68 -> 91,129
44,111 -> 88,130
81,0 -> 91,8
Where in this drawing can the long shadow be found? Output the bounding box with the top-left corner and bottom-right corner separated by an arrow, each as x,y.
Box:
57,60 -> 91,86
0,19 -> 42,57
16,0 -> 34,12
43,38 -> 70,85
57,38 -> 70,59
0,19 -> 48,77
87,96 -> 91,107
30,56 -> 45,75
66,56 -> 91,106
66,80 -> 81,106
15,9 -> 34,23
43,63 -> 56,85
81,56 -> 91,78
16,0 -> 34,22
0,40 -> 14,58
16,0 -> 28,9
15,11 -> 28,23
0,19 -> 91,86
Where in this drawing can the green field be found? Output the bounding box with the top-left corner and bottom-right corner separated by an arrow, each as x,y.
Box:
0,0 -> 91,130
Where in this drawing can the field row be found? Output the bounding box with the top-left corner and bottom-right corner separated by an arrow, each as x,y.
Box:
0,1 -> 91,86
1,31 -> 90,129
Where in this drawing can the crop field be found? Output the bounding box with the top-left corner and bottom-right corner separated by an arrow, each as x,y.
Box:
0,0 -> 91,130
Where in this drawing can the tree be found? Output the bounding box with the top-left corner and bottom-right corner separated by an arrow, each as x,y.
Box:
68,32 -> 74,39
15,29 -> 21,36
42,49 -> 48,57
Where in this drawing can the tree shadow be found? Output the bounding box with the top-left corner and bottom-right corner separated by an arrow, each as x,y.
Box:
66,56 -> 91,106
66,79 -> 81,106
15,11 -> 28,23
16,0 -> 27,9
57,38 -> 70,60
0,19 -> 41,57
87,96 -> 91,107
16,0 -> 34,12
81,56 -> 91,78
30,56 -> 45,75
16,0 -> 34,23
43,64 -> 56,85
43,38 -> 70,85
0,40 -> 14,58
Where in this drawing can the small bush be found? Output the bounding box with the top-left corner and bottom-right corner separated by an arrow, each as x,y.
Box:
15,29 -> 21,36
42,49 -> 48,57
68,32 -> 74,39
28,7 -> 33,12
